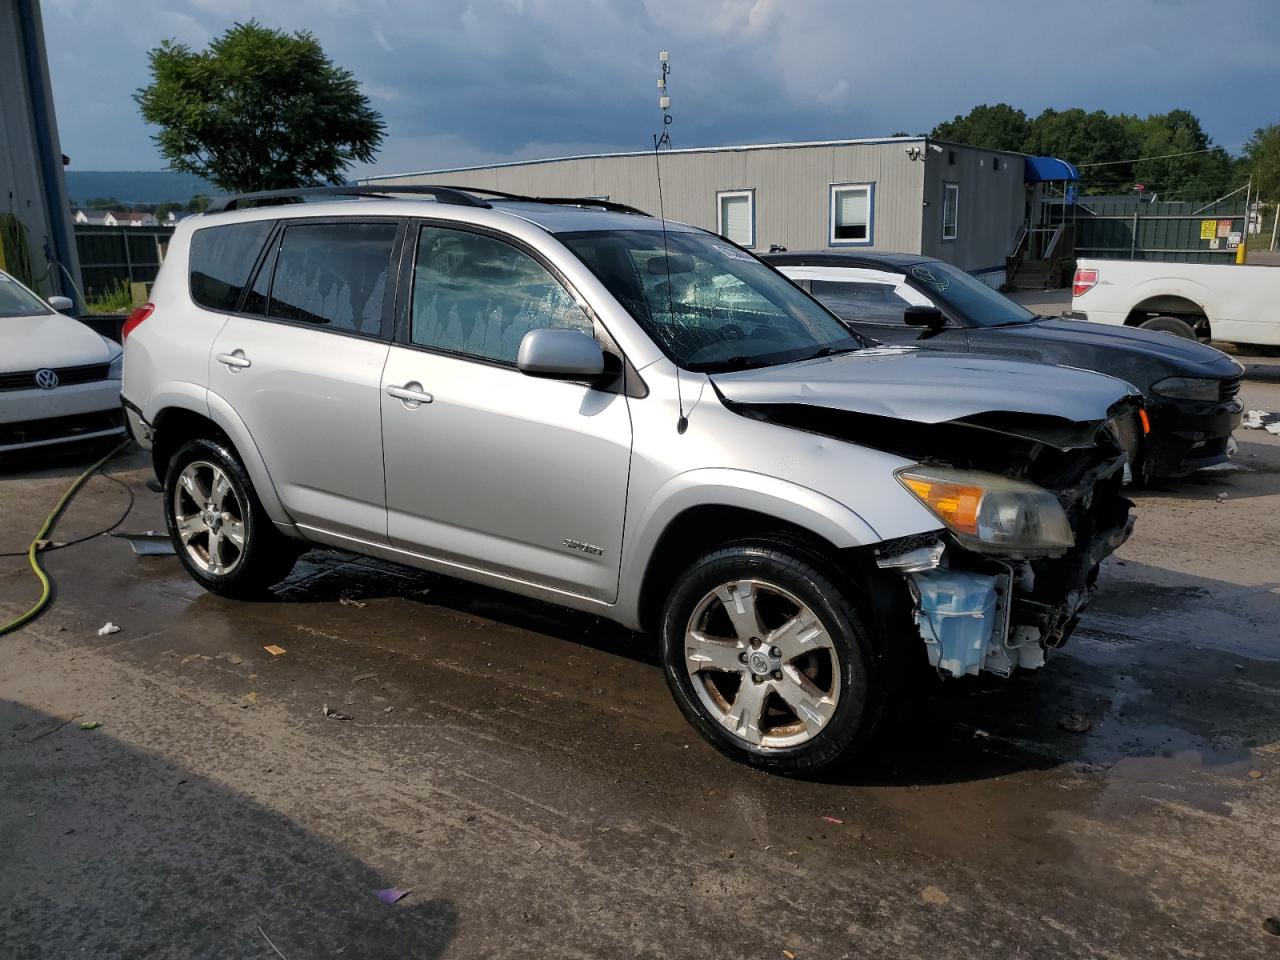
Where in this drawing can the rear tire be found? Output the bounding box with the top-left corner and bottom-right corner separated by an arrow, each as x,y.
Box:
659,540 -> 890,775
163,437 -> 299,598
1139,315 -> 1198,339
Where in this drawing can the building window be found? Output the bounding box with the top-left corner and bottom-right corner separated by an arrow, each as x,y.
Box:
829,184 -> 873,245
717,190 -> 755,248
942,183 -> 959,241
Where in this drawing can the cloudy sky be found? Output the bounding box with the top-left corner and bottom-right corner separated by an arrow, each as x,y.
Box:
43,0 -> 1280,176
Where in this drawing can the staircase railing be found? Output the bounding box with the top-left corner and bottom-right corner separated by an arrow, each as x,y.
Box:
1005,223 -> 1029,284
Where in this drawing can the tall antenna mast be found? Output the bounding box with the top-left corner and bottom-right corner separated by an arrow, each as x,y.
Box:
651,50 -> 687,434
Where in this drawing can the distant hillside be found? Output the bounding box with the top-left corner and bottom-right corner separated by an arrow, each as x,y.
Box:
65,170 -> 216,206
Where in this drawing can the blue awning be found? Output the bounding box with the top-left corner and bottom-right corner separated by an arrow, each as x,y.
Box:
1024,156 -> 1080,183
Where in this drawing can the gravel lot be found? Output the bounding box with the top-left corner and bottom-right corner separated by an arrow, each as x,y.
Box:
2,355 -> 1278,959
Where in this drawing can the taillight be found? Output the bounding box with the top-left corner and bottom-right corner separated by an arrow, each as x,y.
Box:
121,302 -> 154,340
1072,268 -> 1098,298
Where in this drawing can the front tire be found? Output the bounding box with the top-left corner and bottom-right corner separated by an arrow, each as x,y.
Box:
659,541 -> 889,774
163,437 -> 298,598
1140,315 -> 1198,339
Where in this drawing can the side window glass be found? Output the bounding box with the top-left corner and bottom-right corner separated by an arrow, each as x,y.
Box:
268,222 -> 397,335
189,220 -> 274,312
410,227 -> 593,363
810,272 -> 935,325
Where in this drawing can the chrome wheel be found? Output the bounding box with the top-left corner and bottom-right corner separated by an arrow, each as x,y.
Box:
172,460 -> 247,576
684,579 -> 842,749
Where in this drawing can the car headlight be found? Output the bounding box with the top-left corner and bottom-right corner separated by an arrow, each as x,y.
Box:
896,465 -> 1074,555
108,351 -> 123,380
1151,376 -> 1219,402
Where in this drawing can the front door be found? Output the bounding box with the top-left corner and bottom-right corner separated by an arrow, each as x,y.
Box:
208,218 -> 401,543
381,223 -> 633,602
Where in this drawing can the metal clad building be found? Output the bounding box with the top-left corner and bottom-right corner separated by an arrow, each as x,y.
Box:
366,137 -> 1027,285
0,0 -> 81,303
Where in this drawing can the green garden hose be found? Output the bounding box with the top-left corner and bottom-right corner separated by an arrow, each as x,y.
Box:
0,440 -> 131,637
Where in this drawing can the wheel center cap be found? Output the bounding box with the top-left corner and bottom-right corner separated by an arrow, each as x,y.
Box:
747,650 -> 776,676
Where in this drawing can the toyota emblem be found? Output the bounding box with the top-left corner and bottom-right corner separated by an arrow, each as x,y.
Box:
35,368 -> 59,389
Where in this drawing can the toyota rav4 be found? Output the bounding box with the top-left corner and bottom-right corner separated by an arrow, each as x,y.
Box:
122,186 -> 1142,774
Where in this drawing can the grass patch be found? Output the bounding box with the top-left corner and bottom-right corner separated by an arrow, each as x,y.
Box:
85,281 -> 135,315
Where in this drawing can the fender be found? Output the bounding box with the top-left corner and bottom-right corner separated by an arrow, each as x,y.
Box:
204,389 -> 294,526
613,467 -> 898,629
1123,275 -> 1211,319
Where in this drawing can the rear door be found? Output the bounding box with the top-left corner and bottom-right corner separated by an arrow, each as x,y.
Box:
803,267 -> 968,349
380,221 -> 633,602
208,218 -> 402,543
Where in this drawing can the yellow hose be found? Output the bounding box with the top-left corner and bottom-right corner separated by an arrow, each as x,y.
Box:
0,440 -> 131,637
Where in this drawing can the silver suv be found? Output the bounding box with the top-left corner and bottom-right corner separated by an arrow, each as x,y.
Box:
122,186 -> 1140,773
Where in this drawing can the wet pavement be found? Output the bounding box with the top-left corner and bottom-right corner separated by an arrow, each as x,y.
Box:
2,359 -> 1279,959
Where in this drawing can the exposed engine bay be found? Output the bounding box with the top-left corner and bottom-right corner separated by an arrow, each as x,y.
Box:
719,393 -> 1140,679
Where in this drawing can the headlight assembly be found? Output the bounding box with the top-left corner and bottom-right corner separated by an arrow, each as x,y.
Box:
1151,376 -> 1219,402
896,465 -> 1074,555
108,351 -> 123,380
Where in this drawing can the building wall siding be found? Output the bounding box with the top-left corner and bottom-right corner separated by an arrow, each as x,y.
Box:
0,0 -> 80,300
921,143 -> 1025,279
375,140 -> 929,255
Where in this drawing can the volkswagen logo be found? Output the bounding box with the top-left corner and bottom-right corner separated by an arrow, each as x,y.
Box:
34,368 -> 59,390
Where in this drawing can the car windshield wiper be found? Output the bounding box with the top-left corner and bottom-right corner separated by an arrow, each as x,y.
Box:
685,354 -> 773,372
796,344 -> 861,361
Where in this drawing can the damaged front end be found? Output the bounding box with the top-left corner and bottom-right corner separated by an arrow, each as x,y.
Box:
871,410 -> 1136,679
713,362 -> 1140,680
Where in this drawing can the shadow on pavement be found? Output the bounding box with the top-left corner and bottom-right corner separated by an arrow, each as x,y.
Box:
0,699 -> 458,958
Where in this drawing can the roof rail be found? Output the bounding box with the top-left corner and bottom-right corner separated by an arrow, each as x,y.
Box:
205,184 -> 492,213
457,188 -> 651,217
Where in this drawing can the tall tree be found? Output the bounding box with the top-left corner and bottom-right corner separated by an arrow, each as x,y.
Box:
1242,123 -> 1280,200
135,21 -> 385,193
931,103 -> 1030,153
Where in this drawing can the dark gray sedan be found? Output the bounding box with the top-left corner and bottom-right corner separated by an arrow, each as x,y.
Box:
767,252 -> 1243,480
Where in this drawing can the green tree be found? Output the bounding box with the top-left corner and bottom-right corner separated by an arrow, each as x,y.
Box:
134,21 -> 385,193
1119,109 -> 1235,199
186,194 -> 211,213
931,103 -> 1030,152
1242,123 -> 1280,200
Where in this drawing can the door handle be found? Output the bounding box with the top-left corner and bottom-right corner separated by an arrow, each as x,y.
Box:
216,350 -> 251,369
386,382 -> 433,406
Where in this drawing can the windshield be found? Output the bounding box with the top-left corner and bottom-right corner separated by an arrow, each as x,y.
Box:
0,273 -> 52,318
904,261 -> 1036,327
558,229 -> 861,370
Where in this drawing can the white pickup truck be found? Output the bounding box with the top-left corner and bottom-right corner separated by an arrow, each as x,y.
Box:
1070,258 -> 1279,350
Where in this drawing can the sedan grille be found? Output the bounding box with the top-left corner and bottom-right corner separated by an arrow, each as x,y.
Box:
0,363 -> 112,392
0,408 -> 125,447
1220,378 -> 1241,402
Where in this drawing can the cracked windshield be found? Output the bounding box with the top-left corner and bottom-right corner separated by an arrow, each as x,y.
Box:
559,229 -> 861,370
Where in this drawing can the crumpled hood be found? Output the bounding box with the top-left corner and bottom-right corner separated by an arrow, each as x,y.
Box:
711,347 -> 1140,432
0,312 -> 118,372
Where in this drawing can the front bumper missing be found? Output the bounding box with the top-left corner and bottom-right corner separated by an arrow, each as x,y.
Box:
882,505 -> 1135,680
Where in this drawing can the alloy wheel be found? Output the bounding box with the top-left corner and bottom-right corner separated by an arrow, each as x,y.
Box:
683,579 -> 842,749
173,460 -> 247,576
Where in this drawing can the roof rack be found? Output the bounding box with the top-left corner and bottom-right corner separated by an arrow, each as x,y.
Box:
205,184 -> 492,213
458,188 -> 651,217
203,183 -> 652,218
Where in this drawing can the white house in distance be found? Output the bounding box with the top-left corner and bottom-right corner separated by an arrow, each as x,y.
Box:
73,209 -> 158,227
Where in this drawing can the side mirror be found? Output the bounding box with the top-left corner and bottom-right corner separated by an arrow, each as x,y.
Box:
904,305 -> 945,329
517,328 -> 605,382
47,295 -> 74,313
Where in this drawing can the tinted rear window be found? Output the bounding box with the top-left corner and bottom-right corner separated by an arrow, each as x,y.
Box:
189,221 -> 274,312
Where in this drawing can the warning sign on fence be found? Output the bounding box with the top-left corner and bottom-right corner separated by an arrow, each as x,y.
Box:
1201,219 -> 1216,240
1217,219 -> 1234,238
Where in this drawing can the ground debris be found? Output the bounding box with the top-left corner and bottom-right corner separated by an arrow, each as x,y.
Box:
921,885 -> 950,906
258,924 -> 290,959
821,815 -> 844,825
79,721 -> 100,730
375,888 -> 409,904
1242,410 -> 1275,429
1058,712 -> 1094,734
322,704 -> 353,721
339,597 -> 367,607
1264,917 -> 1280,936
96,622 -> 120,636
264,644 -> 286,656
352,672 -> 378,683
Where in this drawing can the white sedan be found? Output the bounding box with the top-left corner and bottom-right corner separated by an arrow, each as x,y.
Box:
0,270 -> 125,454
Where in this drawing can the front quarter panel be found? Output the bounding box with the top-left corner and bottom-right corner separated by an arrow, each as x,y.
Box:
614,365 -> 943,627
